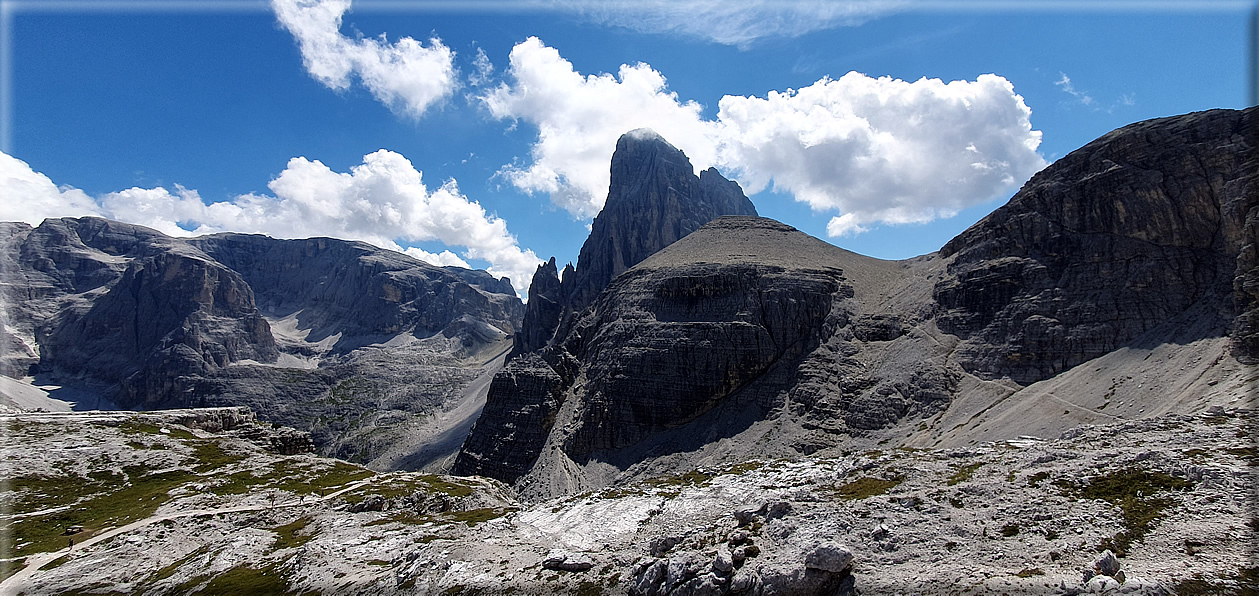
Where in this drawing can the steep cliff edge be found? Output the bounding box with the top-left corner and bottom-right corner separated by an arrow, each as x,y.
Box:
455,130 -> 759,482
934,107 -> 1258,380
187,233 -> 520,347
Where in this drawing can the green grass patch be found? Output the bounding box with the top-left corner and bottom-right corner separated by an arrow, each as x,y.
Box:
645,470 -> 716,489
34,583 -> 127,596
722,461 -> 767,475
38,554 -> 71,571
209,459 -> 372,497
414,475 -> 475,498
142,546 -> 208,587
1224,446 -> 1258,466
271,517 -> 314,551
947,462 -> 983,486
191,441 -> 246,473
0,558 -> 26,584
118,421 -> 197,441
340,473 -> 478,506
1182,448 -> 1209,460
1173,567 -> 1259,595
829,476 -> 903,500
5,466 -> 197,557
366,507 -> 518,528
577,580 -> 605,596
190,564 -> 292,595
1060,468 -> 1192,556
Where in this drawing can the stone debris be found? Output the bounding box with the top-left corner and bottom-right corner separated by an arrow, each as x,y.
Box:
541,549 -> 595,572
3,400 -> 1254,595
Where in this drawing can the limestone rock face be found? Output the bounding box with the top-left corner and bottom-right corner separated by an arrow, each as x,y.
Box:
513,258 -> 564,357
935,108 -> 1258,381
567,129 -> 759,311
456,217 -> 952,486
561,218 -> 852,456
188,233 -> 522,343
452,352 -> 573,482
4,218 -> 277,408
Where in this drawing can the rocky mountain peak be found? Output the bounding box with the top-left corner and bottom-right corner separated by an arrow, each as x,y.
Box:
511,129 -> 758,356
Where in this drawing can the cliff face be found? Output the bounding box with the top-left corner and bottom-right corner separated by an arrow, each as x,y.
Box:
561,218 -> 854,456
457,109 -> 1258,496
934,108 -> 1258,381
187,233 -> 522,344
2,218 -> 277,409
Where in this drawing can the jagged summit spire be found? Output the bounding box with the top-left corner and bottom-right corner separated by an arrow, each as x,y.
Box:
509,129 -> 758,356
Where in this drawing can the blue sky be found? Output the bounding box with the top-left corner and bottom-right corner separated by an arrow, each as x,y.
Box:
1,0 -> 1252,295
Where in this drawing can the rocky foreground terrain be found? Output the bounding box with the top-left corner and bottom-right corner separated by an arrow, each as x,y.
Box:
0,405 -> 1253,595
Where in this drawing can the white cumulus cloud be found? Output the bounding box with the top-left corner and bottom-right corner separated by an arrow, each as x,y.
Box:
486,38 -> 1046,237
482,37 -> 717,219
715,72 -> 1046,236
0,153 -> 103,224
272,0 -> 457,118
1,150 -> 540,294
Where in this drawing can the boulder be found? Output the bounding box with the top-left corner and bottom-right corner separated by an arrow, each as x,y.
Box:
804,542 -> 854,573
540,549 -> 594,572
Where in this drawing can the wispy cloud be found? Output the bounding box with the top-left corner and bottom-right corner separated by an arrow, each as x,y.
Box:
1054,72 -> 1095,106
554,0 -> 905,48
1055,72 -> 1138,112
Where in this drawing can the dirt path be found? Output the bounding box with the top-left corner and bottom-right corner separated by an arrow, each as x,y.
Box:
0,478 -> 375,595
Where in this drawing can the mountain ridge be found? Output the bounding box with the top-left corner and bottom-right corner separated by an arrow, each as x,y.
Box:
455,107 -> 1258,500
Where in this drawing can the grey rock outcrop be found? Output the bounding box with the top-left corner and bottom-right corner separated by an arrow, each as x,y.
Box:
560,217 -> 857,457
459,215 -> 956,487
566,129 -> 759,314
5,218 -> 278,409
935,108 -> 1258,380
451,352 -> 573,482
187,232 -> 521,345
